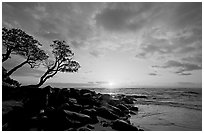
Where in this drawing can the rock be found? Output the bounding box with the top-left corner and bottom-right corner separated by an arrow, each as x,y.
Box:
58,103 -> 69,111
96,106 -> 119,120
133,95 -> 147,99
129,106 -> 139,112
63,110 -> 91,123
116,104 -> 129,114
78,127 -> 91,131
122,97 -> 134,104
129,110 -> 136,115
81,108 -> 98,124
87,124 -> 94,129
81,108 -> 97,116
68,98 -> 78,104
80,89 -> 94,96
106,104 -> 124,117
69,88 -> 80,98
111,119 -> 138,131
108,99 -> 120,106
99,94 -> 111,102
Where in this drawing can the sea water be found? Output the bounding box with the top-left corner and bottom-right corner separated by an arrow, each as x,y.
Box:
88,87 -> 202,131
88,87 -> 202,110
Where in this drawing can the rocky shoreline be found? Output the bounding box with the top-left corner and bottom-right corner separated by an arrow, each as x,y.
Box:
3,85 -> 145,131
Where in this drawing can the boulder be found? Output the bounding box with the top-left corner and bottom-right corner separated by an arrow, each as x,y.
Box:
116,104 -> 129,114
108,99 -> 120,107
69,88 -> 80,98
96,106 -> 119,120
129,106 -> 139,112
99,94 -> 111,102
87,124 -> 94,129
111,119 -> 138,131
78,127 -> 91,131
80,108 -> 98,124
122,97 -> 134,104
106,104 -> 124,117
129,110 -> 136,115
63,110 -> 91,123
133,95 -> 147,99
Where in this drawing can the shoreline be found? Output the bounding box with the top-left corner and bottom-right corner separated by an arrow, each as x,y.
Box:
2,85 -> 201,131
3,85 -> 143,131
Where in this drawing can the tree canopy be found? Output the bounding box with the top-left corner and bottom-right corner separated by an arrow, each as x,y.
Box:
35,40 -> 80,87
2,27 -> 48,76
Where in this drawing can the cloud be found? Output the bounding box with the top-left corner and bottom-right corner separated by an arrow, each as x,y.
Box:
148,73 -> 158,76
153,60 -> 201,75
95,3 -> 155,32
3,3 -> 102,49
89,50 -> 104,58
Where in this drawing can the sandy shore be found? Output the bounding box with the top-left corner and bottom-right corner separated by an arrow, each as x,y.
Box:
130,104 -> 202,131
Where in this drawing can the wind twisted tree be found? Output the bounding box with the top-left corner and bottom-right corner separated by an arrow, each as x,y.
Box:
2,27 -> 49,76
35,40 -> 80,87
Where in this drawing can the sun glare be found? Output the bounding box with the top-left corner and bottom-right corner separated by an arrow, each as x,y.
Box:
108,81 -> 115,88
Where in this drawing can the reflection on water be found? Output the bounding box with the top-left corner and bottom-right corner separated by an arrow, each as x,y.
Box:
87,88 -> 202,110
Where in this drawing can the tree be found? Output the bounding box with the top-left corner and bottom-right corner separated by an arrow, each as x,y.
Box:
35,40 -> 80,87
2,27 -> 49,76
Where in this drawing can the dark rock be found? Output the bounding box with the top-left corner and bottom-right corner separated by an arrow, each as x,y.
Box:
68,98 -> 78,104
122,97 -> 134,104
87,124 -> 94,129
63,110 -> 91,123
96,106 -> 119,120
108,99 -> 120,106
99,94 -> 111,102
80,89 -> 95,96
129,110 -> 136,115
139,128 -> 144,131
111,119 -> 138,131
78,127 -> 91,131
106,104 -> 124,117
133,95 -> 147,99
58,103 -> 70,110
129,106 -> 139,112
116,104 -> 130,114
81,108 -> 98,124
69,88 -> 80,98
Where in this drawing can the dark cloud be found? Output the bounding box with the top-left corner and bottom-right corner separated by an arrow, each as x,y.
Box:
182,54 -> 202,65
153,60 -> 201,75
95,3 -> 155,32
148,73 -> 157,76
172,2 -> 202,29
95,81 -> 109,84
2,2 -> 101,49
89,50 -> 104,58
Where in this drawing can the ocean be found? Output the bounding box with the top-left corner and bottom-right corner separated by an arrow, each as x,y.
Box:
86,87 -> 202,110
86,87 -> 202,131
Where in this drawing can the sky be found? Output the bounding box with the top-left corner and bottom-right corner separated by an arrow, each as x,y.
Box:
2,2 -> 202,88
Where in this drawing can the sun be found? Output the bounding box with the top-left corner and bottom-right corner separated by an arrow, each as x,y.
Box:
108,81 -> 115,88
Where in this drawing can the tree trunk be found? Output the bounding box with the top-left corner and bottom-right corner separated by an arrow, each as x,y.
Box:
35,79 -> 46,88
7,60 -> 28,76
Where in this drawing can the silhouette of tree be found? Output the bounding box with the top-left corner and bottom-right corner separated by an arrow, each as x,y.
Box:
2,27 -> 49,76
35,40 -> 80,87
